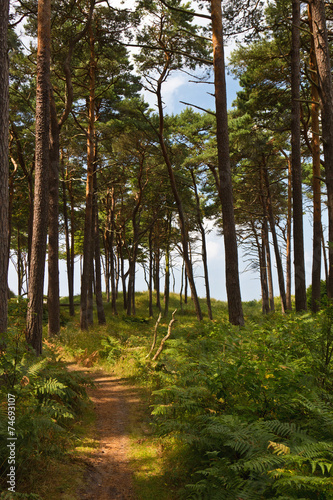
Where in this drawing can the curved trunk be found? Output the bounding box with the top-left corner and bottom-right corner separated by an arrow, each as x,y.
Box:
156,75 -> 202,321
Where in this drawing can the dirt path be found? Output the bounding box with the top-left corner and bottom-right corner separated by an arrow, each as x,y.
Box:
78,371 -> 140,500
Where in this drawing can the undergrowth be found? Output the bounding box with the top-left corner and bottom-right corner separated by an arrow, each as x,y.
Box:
0,325 -> 92,499
4,292 -> 333,499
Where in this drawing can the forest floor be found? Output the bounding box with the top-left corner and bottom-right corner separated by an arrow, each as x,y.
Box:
75,368 -> 140,500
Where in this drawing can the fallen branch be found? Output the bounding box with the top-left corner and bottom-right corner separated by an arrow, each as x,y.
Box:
146,313 -> 162,358
152,309 -> 177,361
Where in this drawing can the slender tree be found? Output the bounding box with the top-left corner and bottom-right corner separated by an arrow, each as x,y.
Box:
0,0 -> 10,337
211,0 -> 244,325
26,0 -> 51,355
291,0 -> 307,311
309,0 -> 333,298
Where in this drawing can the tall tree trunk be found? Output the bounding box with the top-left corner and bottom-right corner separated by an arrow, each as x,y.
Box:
190,169 -> 213,319
26,0 -> 51,355
291,0 -> 307,310
262,163 -> 287,312
286,158 -> 292,310
47,91 -> 60,336
118,237 -> 127,310
263,218 -> 275,312
110,210 -> 117,315
322,224 -> 328,284
254,223 -> 269,314
211,0 -> 244,326
61,154 -> 74,315
148,227 -> 153,317
156,70 -> 202,321
308,5 -> 322,312
184,266 -> 188,304
310,0 -> 333,299
164,213 -> 171,317
80,24 -> 95,330
0,0 -> 9,337
154,233 -> 162,312
93,166 -> 106,324
17,228 -> 22,296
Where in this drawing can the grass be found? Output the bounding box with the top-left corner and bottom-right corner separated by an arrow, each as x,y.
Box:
5,291 -> 290,499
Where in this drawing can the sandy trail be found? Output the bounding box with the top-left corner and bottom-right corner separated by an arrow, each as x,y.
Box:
78,372 -> 139,500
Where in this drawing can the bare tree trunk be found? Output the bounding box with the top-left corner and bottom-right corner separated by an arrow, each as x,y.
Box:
291,0 -> 307,310
184,266 -> 188,304
190,169 -> 213,320
26,0 -> 51,355
148,227 -> 153,317
262,164 -> 287,312
262,219 -> 274,312
0,0 -> 9,338
93,166 -> 105,324
308,5 -> 322,312
80,24 -> 95,330
164,214 -> 171,317
211,0 -> 244,325
322,224 -> 328,283
156,72 -> 202,321
109,188 -> 117,315
154,231 -> 162,312
252,222 -> 269,314
61,156 -> 74,315
286,158 -> 292,310
47,91 -> 60,336
310,0 -> 333,299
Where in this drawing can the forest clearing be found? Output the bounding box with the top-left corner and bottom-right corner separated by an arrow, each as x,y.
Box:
2,0 -> 333,498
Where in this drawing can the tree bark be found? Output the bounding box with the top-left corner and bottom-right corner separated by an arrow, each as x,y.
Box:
93,164 -> 106,324
47,90 -> 60,336
61,153 -> 74,315
262,163 -> 287,312
154,230 -> 162,312
164,213 -> 171,317
286,158 -> 292,310
291,0 -> 307,310
190,168 -> 213,319
0,0 -> 10,337
262,219 -> 274,312
148,227 -> 154,317
26,0 -> 51,355
80,24 -> 95,330
308,4 -> 322,311
211,0 -> 244,325
310,0 -> 333,299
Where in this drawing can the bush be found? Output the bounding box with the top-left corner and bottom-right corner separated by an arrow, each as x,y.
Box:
307,280 -> 328,309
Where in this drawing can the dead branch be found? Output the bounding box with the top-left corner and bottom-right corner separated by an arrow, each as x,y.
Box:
146,312 -> 162,358
152,309 -> 177,361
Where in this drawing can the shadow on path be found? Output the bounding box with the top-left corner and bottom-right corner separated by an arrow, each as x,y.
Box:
78,372 -> 140,500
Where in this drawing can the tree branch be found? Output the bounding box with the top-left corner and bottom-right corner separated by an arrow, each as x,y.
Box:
159,0 -> 211,20
152,309 -> 177,361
